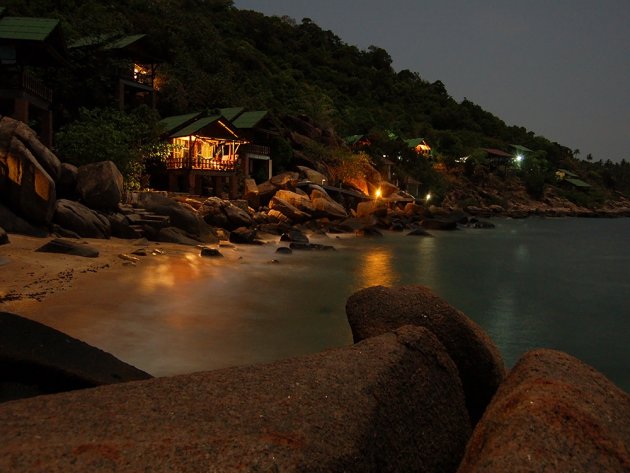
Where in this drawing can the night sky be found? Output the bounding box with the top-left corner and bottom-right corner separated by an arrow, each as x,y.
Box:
234,0 -> 629,163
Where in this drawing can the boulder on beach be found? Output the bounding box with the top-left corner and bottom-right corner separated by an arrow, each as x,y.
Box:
53,199 -> 111,239
0,226 -> 8,245
274,189 -> 316,214
0,203 -> 48,237
56,162 -> 78,199
76,161 -> 124,211
35,238 -> 100,258
138,191 -> 208,238
0,118 -> 57,225
155,226 -> 202,246
0,326 -> 471,472
0,312 -> 152,403
346,285 -> 506,425
458,349 -> 630,472
269,195 -> 312,222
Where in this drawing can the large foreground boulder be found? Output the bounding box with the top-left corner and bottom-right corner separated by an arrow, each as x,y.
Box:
0,326 -> 471,472
458,349 -> 630,472
0,312 -> 152,403
346,285 -> 506,425
76,161 -> 124,211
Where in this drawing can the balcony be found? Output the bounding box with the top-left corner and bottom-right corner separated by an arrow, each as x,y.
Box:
166,156 -> 239,172
0,69 -> 52,103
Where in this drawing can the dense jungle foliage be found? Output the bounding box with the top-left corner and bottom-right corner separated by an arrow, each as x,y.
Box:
5,0 -> 629,198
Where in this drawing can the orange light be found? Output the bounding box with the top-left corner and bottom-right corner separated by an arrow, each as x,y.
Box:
375,188 -> 382,199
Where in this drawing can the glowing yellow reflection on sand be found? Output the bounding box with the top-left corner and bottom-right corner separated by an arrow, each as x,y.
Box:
358,247 -> 395,287
138,254 -> 204,292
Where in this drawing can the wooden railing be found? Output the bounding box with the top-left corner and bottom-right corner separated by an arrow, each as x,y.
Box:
166,156 -> 238,172
0,70 -> 53,102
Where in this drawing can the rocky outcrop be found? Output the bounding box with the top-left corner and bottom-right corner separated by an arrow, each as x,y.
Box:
198,196 -> 253,231
275,189 -> 316,214
0,117 -> 57,225
0,312 -> 151,403
0,326 -> 471,472
309,186 -> 348,219
56,162 -> 78,199
76,161 -> 124,210
0,226 -> 8,245
270,195 -> 312,221
296,165 -> 327,185
458,349 -> 630,472
155,226 -> 202,246
138,191 -> 207,239
0,203 -> 48,237
346,285 -> 506,425
53,198 -> 111,239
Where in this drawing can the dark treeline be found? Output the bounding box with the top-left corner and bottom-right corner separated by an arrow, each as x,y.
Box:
5,0 -> 629,197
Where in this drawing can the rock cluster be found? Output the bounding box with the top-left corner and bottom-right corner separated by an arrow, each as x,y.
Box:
1,286 -> 627,472
346,285 -> 506,425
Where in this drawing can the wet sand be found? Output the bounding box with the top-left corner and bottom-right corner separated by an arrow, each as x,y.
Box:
0,235 -> 197,311
0,233 -> 354,376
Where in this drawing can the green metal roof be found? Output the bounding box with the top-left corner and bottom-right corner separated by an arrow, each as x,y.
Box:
103,34 -> 146,51
160,112 -> 202,134
0,16 -> 59,41
566,178 -> 591,188
344,134 -> 364,146
170,115 -> 223,138
232,110 -> 268,129
510,144 -> 533,153
405,138 -> 426,148
219,107 -> 245,121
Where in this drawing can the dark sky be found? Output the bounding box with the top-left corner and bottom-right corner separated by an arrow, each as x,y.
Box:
234,0 -> 629,163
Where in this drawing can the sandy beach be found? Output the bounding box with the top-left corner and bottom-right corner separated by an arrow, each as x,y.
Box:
0,234 -> 244,315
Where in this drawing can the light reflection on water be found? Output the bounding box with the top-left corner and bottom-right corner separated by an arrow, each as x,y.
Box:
17,218 -> 630,391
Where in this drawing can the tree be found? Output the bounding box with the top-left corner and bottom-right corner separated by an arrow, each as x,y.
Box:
55,106 -> 168,189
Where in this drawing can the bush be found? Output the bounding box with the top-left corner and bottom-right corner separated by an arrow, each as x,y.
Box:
55,106 -> 169,189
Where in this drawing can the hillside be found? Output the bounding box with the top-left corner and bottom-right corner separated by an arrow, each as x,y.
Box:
3,0 -> 629,205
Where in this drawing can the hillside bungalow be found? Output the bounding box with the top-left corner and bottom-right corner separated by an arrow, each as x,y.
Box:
0,9 -> 67,146
481,148 -> 514,168
555,168 -> 591,189
344,134 -> 371,150
405,138 -> 432,157
160,111 -> 247,197
70,33 -> 161,111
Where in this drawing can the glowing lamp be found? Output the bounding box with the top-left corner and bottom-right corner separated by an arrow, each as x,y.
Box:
375,188 -> 382,199
425,192 -> 432,203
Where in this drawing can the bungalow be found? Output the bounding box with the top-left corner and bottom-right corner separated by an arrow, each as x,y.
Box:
555,168 -> 591,189
70,33 -> 161,111
0,9 -> 67,146
160,111 -> 247,198
481,148 -> 514,167
344,134 -> 371,150
405,138 -> 432,157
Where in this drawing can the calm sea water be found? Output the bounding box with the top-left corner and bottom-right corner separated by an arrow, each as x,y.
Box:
22,217 -> 630,391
